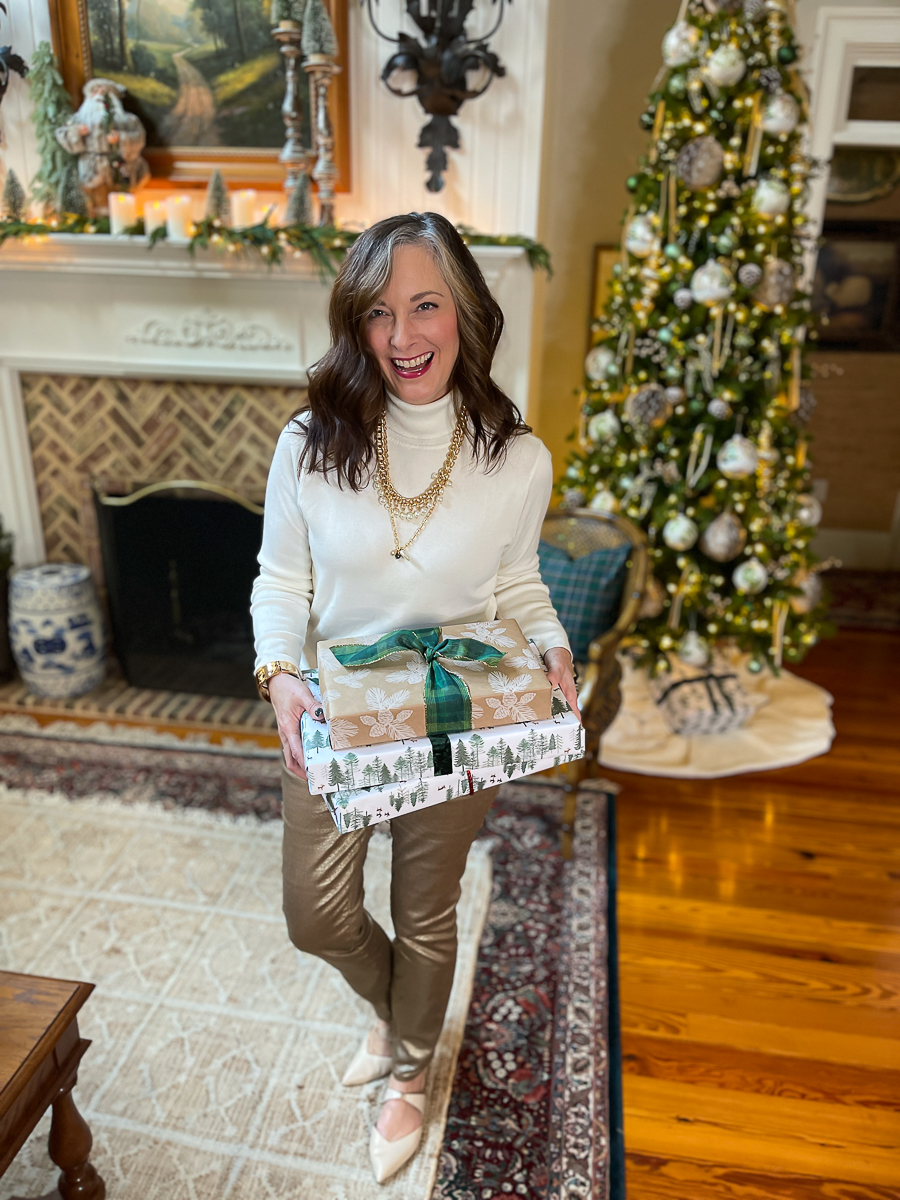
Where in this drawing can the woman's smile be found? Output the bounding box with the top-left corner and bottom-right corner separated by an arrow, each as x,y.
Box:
391,351 -> 434,379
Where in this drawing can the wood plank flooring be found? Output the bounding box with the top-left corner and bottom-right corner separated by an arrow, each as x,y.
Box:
603,629 -> 900,1198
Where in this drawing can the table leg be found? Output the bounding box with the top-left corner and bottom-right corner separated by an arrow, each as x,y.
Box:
47,1082 -> 106,1200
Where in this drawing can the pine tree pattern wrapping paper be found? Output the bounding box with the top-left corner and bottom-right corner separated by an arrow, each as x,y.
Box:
648,653 -> 758,736
301,680 -> 582,797
323,725 -> 586,834
316,620 -> 553,750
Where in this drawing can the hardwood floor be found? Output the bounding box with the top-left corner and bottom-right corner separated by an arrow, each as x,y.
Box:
604,629 -> 900,1198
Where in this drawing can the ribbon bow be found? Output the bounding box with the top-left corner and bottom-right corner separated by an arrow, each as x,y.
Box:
331,626 -> 504,736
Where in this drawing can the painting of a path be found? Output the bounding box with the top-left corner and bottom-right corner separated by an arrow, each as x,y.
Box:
86,0 -> 290,149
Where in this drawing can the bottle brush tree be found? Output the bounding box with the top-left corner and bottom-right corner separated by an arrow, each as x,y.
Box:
562,0 -> 828,676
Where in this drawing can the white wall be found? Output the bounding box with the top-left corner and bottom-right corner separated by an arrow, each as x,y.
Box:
0,0 -> 550,236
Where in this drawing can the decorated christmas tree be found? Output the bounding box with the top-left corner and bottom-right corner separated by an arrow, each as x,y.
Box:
563,0 -> 827,676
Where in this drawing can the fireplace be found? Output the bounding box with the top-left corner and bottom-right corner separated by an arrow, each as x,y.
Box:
94,482 -> 263,699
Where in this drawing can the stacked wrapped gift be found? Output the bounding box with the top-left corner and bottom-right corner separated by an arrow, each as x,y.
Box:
302,620 -> 584,833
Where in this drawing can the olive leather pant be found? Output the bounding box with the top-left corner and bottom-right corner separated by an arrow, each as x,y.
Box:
281,767 -> 496,1080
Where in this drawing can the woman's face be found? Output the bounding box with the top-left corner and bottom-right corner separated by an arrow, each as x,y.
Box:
365,243 -> 460,406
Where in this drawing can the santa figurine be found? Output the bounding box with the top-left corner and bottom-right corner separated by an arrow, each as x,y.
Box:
55,78 -> 150,214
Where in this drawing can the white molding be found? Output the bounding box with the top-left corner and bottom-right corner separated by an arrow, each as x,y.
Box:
0,367 -> 45,569
805,8 -> 900,261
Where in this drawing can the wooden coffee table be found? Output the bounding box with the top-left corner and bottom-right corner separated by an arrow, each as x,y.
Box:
0,971 -> 105,1199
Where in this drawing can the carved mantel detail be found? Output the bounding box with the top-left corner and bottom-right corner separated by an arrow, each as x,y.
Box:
127,308 -> 294,353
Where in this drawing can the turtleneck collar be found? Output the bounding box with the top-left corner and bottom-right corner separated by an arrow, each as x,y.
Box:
385,390 -> 457,446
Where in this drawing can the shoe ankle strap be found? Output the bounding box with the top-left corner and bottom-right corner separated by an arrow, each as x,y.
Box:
383,1088 -> 426,1112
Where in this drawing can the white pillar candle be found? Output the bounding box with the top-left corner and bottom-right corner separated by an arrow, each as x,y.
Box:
108,192 -> 137,236
232,189 -> 258,229
165,194 -> 194,241
143,198 -> 167,235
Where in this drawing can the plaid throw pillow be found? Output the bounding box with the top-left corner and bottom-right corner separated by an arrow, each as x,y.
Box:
538,539 -> 631,661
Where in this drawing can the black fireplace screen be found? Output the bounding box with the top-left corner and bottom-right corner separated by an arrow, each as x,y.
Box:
94,484 -> 264,699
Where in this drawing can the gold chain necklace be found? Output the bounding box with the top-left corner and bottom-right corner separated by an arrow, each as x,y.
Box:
373,407 -> 467,560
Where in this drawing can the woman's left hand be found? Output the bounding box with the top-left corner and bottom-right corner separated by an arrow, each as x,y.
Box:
543,646 -> 581,721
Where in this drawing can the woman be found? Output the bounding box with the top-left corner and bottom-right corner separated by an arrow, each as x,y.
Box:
251,211 -> 576,1182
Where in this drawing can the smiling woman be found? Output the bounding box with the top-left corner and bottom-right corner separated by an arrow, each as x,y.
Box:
249,210 -> 578,1183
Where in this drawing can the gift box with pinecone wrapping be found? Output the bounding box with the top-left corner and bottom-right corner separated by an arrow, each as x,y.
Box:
317,619 -> 554,750
648,653 -> 756,736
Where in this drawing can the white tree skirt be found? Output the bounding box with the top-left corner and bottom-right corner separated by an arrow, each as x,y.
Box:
600,657 -> 835,779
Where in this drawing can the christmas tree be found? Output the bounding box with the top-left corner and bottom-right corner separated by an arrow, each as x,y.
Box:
205,169 -> 230,222
2,169 -> 26,220
563,0 -> 827,675
301,0 -> 337,57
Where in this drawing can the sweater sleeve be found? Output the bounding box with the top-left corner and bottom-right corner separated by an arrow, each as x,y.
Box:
494,442 -> 571,659
250,423 -> 313,670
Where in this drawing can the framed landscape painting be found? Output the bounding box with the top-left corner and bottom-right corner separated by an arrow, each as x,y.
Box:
48,0 -> 350,187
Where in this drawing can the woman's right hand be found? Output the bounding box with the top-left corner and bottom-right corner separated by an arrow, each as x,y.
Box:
268,673 -> 326,780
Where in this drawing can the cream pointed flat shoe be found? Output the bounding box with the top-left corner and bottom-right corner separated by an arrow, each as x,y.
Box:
369,1088 -> 425,1184
340,1026 -> 393,1087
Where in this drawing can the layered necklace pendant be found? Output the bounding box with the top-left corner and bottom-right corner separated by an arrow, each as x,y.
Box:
374,407 -> 466,562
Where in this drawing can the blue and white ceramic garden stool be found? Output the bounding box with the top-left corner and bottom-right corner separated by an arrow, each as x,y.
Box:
8,564 -> 106,697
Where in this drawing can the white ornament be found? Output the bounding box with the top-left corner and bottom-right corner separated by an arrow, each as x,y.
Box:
587,410 -> 621,443
752,177 -> 790,217
795,493 -> 823,526
625,214 -> 658,259
663,513 -> 699,551
706,44 -> 746,87
690,260 -> 733,306
585,344 -> 616,382
732,557 -> 769,594
674,287 -> 694,310
716,435 -> 758,479
678,630 -> 710,667
762,92 -> 800,136
589,487 -> 619,513
662,21 -> 700,67
699,511 -> 747,561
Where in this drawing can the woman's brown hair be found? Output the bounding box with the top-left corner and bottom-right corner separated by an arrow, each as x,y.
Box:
296,211 -> 529,489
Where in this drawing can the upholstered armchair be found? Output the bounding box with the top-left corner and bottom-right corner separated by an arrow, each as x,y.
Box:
539,509 -> 650,858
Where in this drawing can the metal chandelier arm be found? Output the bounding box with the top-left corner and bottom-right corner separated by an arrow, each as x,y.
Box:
361,0 -> 403,44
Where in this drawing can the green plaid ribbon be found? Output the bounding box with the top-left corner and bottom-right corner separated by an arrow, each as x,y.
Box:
331,627 -> 504,736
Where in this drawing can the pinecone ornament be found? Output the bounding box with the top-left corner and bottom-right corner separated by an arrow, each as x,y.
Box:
743,0 -> 766,20
753,258 -> 795,308
625,383 -> 672,428
737,262 -> 763,288
758,66 -> 783,93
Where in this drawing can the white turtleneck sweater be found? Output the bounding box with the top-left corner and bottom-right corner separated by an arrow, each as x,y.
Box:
251,392 -> 570,671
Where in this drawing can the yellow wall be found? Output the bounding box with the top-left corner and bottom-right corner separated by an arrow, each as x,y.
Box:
532,0 -> 676,478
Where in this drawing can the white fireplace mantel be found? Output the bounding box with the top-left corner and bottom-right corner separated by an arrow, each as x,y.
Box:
0,236 -> 535,569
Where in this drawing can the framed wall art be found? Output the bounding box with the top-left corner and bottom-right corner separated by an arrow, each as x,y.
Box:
47,0 -> 350,187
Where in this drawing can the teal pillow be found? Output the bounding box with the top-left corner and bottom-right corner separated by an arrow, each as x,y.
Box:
538,539 -> 630,661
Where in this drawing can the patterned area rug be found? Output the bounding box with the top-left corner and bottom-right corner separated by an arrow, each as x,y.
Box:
0,727 -> 614,1199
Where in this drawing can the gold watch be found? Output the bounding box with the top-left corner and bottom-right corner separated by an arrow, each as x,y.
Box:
255,660 -> 301,702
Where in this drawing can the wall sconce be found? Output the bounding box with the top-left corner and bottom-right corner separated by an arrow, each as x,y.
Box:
362,0 -> 511,192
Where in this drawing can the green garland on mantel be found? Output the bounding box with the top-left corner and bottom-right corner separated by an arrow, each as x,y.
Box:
0,214 -> 551,277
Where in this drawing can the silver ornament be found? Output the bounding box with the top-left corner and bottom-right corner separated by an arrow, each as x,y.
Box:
662,513 -> 699,551
737,262 -> 763,288
743,0 -> 765,20
706,44 -> 746,87
585,344 -> 616,383
753,258 -> 795,308
795,493 -> 823,527
624,214 -> 658,259
587,410 -> 621,443
717,434 -> 759,479
662,21 -> 700,67
762,92 -> 800,135
674,288 -> 694,310
752,177 -> 790,217
732,556 -> 769,595
699,511 -> 747,561
561,488 -> 586,510
677,630 -> 710,667
690,260 -> 733,306
665,385 -> 686,405
708,398 -> 732,419
790,570 -> 823,614
676,136 -> 725,191
589,487 -> 619,513
625,383 -> 672,428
